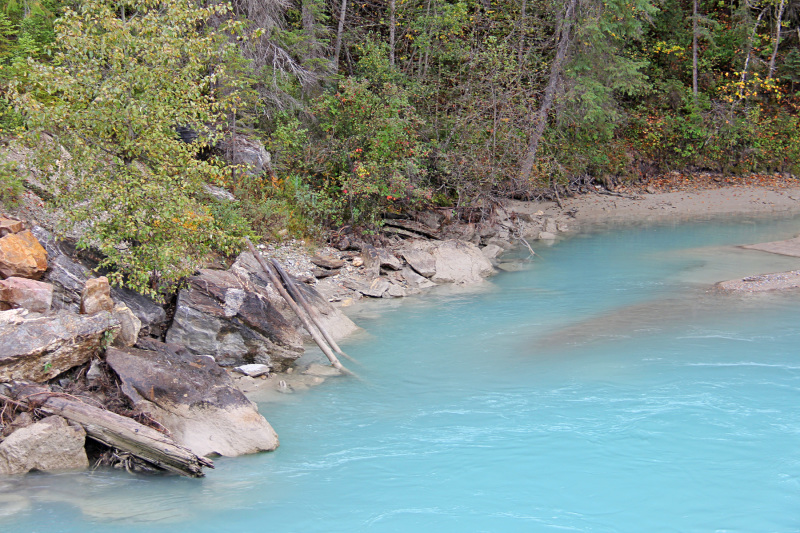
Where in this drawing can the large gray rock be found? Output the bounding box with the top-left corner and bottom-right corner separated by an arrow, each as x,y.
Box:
0,416 -> 88,475
105,342 -> 279,458
230,252 -> 359,343
399,244 -> 436,278
429,240 -> 495,283
400,240 -> 495,284
216,134 -> 270,176
166,269 -> 303,370
110,286 -> 168,337
0,309 -> 119,382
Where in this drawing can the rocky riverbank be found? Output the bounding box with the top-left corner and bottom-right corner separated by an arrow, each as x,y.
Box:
1,174 -> 799,478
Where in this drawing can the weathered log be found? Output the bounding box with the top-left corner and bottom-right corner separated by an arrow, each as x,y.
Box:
10,384 -> 213,477
270,259 -> 360,366
244,238 -> 351,375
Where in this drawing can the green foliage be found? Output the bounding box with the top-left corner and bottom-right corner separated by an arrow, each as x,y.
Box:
11,0 -> 249,298
0,159 -> 23,206
270,71 -> 429,228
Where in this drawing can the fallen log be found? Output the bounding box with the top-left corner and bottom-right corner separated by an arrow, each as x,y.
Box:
10,384 -> 213,477
244,238 -> 352,376
270,259 -> 361,366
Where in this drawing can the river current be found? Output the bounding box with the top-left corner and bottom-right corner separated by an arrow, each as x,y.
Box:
2,215 -> 800,532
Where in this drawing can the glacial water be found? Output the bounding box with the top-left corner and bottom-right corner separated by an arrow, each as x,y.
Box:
3,215 -> 800,532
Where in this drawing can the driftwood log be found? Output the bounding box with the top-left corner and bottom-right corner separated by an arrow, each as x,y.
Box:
270,258 -> 360,366
9,384 -> 214,477
245,238 -> 352,375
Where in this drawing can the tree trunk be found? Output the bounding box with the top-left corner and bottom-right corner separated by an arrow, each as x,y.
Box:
739,8 -> 768,99
333,0 -> 348,71
767,0 -> 786,80
692,0 -> 698,100
518,0 -> 577,182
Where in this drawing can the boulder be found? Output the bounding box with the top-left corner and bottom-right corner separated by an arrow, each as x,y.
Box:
0,230 -> 47,280
400,265 -> 436,290
481,244 -> 504,260
0,416 -> 88,475
310,255 -> 344,269
165,269 -> 304,370
80,276 -> 114,315
359,244 -> 381,279
105,342 -> 279,458
0,309 -> 119,382
342,277 -> 390,298
399,245 -> 436,278
0,277 -> 53,313
538,231 -> 557,241
430,240 -> 495,284
216,134 -> 270,176
111,304 -> 141,347
377,248 -> 403,270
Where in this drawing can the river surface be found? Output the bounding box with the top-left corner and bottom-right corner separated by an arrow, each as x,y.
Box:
2,215 -> 800,532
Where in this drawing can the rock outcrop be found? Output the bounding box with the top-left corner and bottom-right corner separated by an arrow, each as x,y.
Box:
166,268 -> 304,370
0,309 -> 118,382
0,415 -> 88,475
400,239 -> 495,284
106,341 -> 279,458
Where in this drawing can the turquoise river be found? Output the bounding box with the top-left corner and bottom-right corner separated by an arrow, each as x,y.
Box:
2,215 -> 800,532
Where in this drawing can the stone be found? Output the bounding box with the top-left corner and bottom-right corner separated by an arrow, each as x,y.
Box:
544,218 -> 558,234
386,282 -> 407,298
0,277 -> 53,313
0,218 -> 24,237
203,184 -> 236,202
377,248 -> 403,270
233,364 -> 271,378
312,267 -> 340,279
216,134 -> 271,176
428,240 -> 495,284
165,268 -> 304,370
538,231 -> 557,241
352,256 -> 364,267
0,309 -> 118,382
399,245 -> 437,278
310,255 -> 345,269
359,244 -> 381,279
0,416 -> 88,475
80,276 -> 114,315
111,304 -> 141,347
0,230 -> 48,280
106,342 -> 279,458
342,277 -> 391,298
481,244 -> 504,260
400,266 -> 436,289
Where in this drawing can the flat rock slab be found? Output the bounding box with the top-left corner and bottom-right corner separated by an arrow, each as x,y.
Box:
716,270 -> 800,293
310,255 -> 344,269
106,342 -> 279,458
0,309 -> 118,382
742,237 -> 800,258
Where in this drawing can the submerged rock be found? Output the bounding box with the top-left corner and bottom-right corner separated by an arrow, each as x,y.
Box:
106,341 -> 279,458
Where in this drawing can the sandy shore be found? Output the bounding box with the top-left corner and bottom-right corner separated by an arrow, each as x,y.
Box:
509,183 -> 800,229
